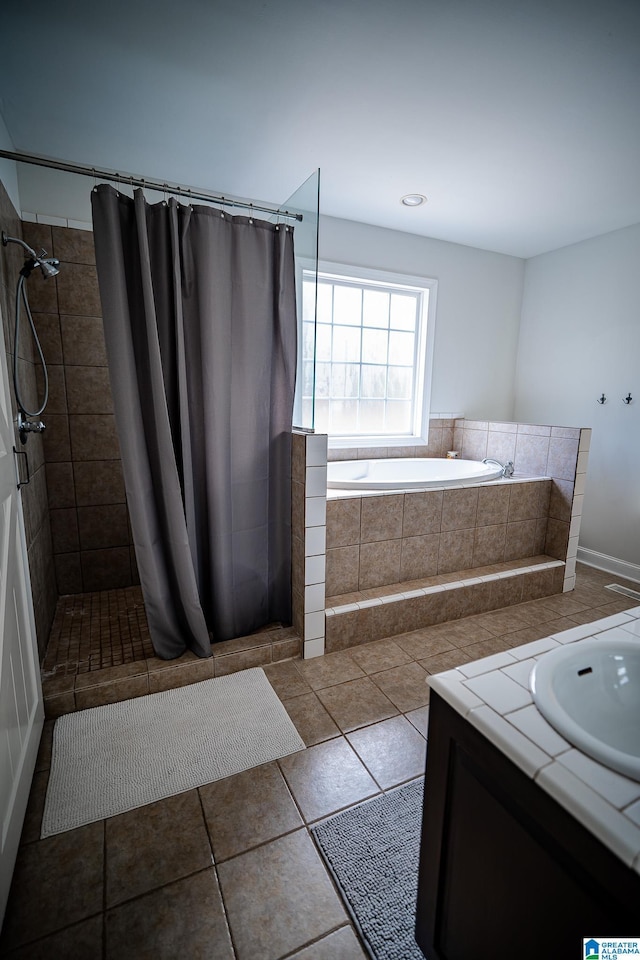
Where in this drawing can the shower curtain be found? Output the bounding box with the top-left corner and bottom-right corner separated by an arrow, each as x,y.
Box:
91,185 -> 297,659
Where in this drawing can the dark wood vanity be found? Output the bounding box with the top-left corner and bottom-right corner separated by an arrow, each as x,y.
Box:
415,692 -> 640,960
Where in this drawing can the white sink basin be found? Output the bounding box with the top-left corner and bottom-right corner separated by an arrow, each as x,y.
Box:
530,635 -> 640,782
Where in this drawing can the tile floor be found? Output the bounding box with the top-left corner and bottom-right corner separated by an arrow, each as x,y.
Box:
1,564 -> 638,959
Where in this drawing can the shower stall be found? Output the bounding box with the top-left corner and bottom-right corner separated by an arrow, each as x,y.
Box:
0,155 -> 320,717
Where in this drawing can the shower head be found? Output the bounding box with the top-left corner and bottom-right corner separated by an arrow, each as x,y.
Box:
38,258 -> 60,279
2,232 -> 60,279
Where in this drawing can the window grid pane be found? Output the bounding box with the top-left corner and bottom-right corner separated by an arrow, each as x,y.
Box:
302,274 -> 423,436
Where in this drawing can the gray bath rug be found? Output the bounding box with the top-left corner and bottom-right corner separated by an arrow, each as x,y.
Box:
311,778 -> 425,960
41,667 -> 305,837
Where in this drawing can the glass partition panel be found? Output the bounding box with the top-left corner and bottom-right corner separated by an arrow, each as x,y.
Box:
280,169 -> 320,430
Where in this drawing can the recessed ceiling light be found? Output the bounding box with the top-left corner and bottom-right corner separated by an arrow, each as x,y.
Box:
401,194 -> 427,207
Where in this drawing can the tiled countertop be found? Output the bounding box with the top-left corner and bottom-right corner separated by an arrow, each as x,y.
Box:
427,606 -> 640,873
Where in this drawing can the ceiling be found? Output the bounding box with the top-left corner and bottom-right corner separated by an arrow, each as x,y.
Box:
1,0 -> 639,258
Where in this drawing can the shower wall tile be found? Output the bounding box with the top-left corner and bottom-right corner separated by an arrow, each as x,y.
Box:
66,366 -> 114,414
54,552 -> 83,595
78,504 -> 130,551
60,315 -> 109,366
52,225 -> 96,265
73,459 -> 126,506
33,312 -> 63,364
81,547 -> 133,592
50,507 -> 80,554
20,267 -> 58,314
42,413 -> 71,462
70,414 -> 121,460
56,262 -> 102,317
37,363 -> 67,414
22,221 -> 53,254
46,463 -> 76,509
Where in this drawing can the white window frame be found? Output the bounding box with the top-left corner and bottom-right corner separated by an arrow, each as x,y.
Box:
299,260 -> 437,449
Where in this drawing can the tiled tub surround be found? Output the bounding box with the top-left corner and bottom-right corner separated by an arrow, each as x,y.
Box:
327,478 -> 553,594
427,605 -> 640,871
291,430 -> 328,659
324,422 -> 590,653
0,181 -> 57,657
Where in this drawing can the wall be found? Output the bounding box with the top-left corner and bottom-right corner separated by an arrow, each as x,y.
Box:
0,178 -> 57,658
18,221 -> 137,594
515,224 -> 640,581
318,215 -> 525,421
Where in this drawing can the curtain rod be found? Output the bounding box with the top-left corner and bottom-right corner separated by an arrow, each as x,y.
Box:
0,148 -> 303,222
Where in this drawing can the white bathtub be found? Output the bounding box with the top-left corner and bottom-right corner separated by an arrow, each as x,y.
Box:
327,457 -> 504,490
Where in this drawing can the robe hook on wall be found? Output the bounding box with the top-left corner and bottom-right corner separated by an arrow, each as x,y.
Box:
623,393 -> 633,404
597,393 -> 607,404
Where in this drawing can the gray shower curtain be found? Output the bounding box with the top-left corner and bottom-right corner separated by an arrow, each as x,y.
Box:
91,185 -> 297,659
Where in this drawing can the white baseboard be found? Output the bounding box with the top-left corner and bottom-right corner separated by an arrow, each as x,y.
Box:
577,547 -> 640,585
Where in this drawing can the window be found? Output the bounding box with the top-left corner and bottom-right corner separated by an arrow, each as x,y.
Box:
301,263 -> 437,446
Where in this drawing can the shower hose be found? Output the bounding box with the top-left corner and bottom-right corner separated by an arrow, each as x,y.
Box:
13,271 -> 49,417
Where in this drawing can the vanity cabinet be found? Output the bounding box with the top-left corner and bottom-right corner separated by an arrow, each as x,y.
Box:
415,692 -> 640,960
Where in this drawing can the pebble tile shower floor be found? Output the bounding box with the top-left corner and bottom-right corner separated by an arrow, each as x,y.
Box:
43,587 -> 154,676
3,564 -> 638,958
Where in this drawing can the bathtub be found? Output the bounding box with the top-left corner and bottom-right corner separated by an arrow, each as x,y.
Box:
327,457 -> 504,490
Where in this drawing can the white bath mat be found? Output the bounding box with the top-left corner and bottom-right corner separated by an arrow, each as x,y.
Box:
41,667 -> 305,837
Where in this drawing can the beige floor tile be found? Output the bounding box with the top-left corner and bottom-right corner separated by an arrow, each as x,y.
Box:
217,830 -> 347,960
288,925 -> 368,959
105,869 -> 233,960
263,659 -> 312,699
502,618 -> 578,646
571,597 -> 638,619
463,607 -> 539,638
105,790 -> 212,907
349,637 -> 413,674
370,661 -> 430,712
1,823 -> 104,951
293,650 -> 365,690
283,692 -> 342,746
279,738 -> 379,822
199,762 -> 303,861
461,635 -> 515,660
316,677 -> 399,732
347,716 -> 428,789
532,593 -> 589,616
1,916 -> 103,960
418,648 -> 474,674
395,629 -> 457,659
406,705 -> 430,738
